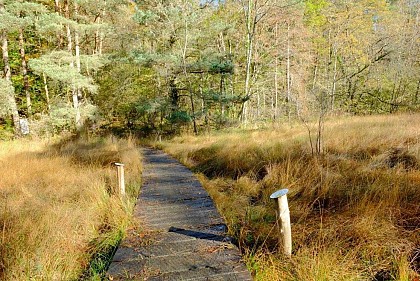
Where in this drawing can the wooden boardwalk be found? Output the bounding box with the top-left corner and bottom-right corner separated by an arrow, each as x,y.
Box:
107,148 -> 252,281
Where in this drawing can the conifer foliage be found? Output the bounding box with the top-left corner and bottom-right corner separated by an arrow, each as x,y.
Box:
0,0 -> 128,136
0,0 -> 419,136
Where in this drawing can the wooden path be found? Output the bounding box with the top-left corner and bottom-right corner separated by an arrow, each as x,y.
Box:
107,148 -> 252,280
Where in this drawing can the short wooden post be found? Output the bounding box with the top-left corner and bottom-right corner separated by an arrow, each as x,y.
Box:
270,189 -> 292,256
114,163 -> 125,196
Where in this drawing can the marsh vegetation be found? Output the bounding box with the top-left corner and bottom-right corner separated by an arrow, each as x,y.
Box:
0,136 -> 141,280
154,114 -> 420,280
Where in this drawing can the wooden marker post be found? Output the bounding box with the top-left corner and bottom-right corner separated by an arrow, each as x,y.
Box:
114,163 -> 125,196
270,188 -> 292,256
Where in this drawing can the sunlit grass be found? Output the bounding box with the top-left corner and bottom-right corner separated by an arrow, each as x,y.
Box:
155,113 -> 420,280
0,136 -> 142,280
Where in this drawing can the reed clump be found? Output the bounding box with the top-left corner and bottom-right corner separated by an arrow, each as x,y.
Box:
158,113 -> 420,280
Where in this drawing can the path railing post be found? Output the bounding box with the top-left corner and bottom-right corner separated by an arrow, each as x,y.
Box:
270,188 -> 292,256
114,163 -> 125,196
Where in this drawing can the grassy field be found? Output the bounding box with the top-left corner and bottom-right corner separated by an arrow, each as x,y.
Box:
155,113 -> 420,281
0,135 -> 142,280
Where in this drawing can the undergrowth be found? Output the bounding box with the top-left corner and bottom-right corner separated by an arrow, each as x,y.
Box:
0,135 -> 142,280
154,113 -> 420,281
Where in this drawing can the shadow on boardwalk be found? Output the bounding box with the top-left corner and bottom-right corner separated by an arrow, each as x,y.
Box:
107,148 -> 252,281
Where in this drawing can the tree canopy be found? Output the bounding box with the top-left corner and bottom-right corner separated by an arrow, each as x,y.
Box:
0,0 -> 419,136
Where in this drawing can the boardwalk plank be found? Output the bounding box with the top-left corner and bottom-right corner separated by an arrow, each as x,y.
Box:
107,148 -> 252,281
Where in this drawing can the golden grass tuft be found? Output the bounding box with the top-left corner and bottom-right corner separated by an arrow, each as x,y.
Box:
0,136 -> 142,280
156,113 -> 420,280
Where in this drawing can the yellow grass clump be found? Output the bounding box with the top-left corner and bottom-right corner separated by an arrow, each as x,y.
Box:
156,113 -> 420,280
0,136 -> 142,280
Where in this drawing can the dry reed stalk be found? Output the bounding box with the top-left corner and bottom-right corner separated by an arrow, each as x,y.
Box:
0,136 -> 141,280
157,113 -> 420,280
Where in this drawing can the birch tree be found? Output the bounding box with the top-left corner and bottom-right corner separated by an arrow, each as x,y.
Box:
239,0 -> 273,124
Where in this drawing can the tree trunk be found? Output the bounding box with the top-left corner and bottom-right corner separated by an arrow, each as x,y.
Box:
42,72 -> 51,114
312,58 -> 318,91
286,22 -> 291,122
99,31 -> 104,55
256,91 -> 260,119
316,113 -> 324,154
94,15 -> 101,54
54,0 -> 63,46
200,73 -> 209,128
74,28 -> 81,73
74,2 -> 82,128
19,29 -> 31,116
1,27 -> 20,134
54,0 -> 60,13
219,31 -> 226,53
1,34 -> 10,81
65,0 -> 81,128
331,48 -> 338,111
99,8 -> 106,55
414,80 -> 420,105
242,0 -> 254,124
263,91 -> 266,117
274,22 -> 279,120
65,0 -> 73,63
182,18 -> 197,135
220,74 -> 225,116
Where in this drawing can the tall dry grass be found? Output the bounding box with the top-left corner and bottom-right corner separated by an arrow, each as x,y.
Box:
156,113 -> 420,280
0,136 -> 142,280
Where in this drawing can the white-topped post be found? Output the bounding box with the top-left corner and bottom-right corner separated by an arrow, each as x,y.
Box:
114,163 -> 125,196
270,188 -> 292,256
